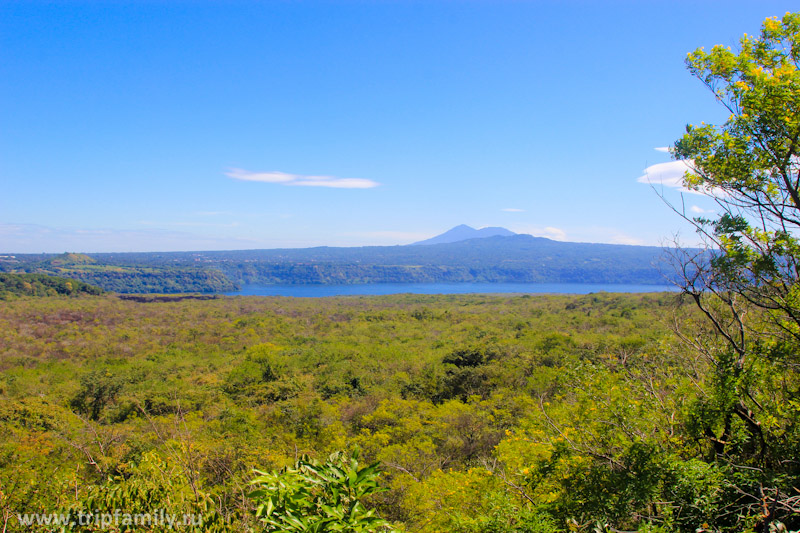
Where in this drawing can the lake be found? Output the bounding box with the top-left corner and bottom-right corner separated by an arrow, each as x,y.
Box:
225,282 -> 678,297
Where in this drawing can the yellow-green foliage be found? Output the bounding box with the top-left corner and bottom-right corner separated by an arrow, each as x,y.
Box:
1,292 -> 699,532
2,290 -> 792,530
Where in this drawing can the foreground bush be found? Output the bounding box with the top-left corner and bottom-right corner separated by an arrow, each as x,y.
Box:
249,449 -> 393,532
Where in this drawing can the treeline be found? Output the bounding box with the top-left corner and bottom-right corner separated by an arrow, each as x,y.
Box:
0,273 -> 103,299
58,266 -> 237,294
0,253 -> 237,294
219,261 -> 663,286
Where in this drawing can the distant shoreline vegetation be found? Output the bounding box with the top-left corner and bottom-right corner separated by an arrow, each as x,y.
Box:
0,272 -> 104,299
0,235 -> 676,294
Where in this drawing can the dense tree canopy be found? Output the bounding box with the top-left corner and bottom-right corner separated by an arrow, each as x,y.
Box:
670,11 -> 800,529
0,273 -> 103,299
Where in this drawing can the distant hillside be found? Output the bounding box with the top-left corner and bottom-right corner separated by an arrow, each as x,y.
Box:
0,235 -> 676,292
412,224 -> 516,245
0,273 -> 103,298
0,253 -> 236,294
48,252 -> 96,266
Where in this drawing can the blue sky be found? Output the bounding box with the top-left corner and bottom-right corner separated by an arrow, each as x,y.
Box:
1,1 -> 796,253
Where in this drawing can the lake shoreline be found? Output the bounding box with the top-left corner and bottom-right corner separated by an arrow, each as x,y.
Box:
224,282 -> 678,298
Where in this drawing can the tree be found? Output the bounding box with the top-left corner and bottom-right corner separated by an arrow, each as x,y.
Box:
668,12 -> 800,530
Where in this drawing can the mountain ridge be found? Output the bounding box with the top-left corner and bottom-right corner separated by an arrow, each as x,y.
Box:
0,234 -> 674,292
411,225 -> 516,245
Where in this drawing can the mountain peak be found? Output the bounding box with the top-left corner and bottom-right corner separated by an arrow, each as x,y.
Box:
411,225 -> 516,246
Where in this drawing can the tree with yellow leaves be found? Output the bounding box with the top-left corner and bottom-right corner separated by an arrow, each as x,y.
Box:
669,11 -> 800,530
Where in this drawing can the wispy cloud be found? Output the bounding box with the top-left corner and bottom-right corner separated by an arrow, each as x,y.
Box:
345,230 -> 432,244
226,168 -> 379,189
173,222 -> 241,228
690,205 -> 714,214
512,225 -> 567,241
638,156 -> 725,197
637,160 -> 695,191
638,147 -> 727,197
512,225 -> 647,246
501,208 -> 525,212
609,234 -> 645,246
539,226 -> 567,240
138,220 -> 241,228
0,223 -> 260,253
573,228 -> 644,246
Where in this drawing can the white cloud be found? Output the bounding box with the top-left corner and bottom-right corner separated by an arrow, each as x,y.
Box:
345,230 -> 433,244
690,205 -> 714,214
501,208 -> 525,212
172,221 -> 242,228
226,168 -> 379,189
568,227 -> 644,246
511,225 -> 567,241
654,146 -> 671,153
574,228 -> 644,246
638,158 -> 727,198
0,223 -> 260,253
637,160 -> 694,190
226,169 -> 294,183
540,226 -> 567,240
609,234 -> 644,246
512,224 -> 649,246
138,219 -> 241,228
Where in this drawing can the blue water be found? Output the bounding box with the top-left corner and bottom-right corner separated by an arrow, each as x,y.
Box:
225,282 -> 677,297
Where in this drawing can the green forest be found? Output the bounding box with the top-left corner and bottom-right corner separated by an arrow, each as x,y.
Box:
3,10 -> 800,533
0,288 -> 797,531
0,254 -> 236,295
0,273 -> 104,299
0,291 -> 723,531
